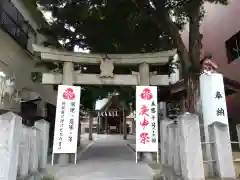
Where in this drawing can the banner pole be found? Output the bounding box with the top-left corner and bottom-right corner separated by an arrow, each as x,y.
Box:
157,151 -> 159,164
136,151 -> 138,164
74,152 -> 77,164
51,153 -> 54,165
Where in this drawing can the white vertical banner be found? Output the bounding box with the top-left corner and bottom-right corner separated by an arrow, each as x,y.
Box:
136,86 -> 158,152
200,73 -> 228,126
53,85 -> 81,154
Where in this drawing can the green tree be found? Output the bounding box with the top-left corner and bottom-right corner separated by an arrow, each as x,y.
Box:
37,0 -> 176,53
35,0 -> 228,112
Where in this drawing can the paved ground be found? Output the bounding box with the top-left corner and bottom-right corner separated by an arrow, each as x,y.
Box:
47,134 -> 154,180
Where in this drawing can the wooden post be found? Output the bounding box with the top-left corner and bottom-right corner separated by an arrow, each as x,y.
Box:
97,115 -> 100,134
180,95 -> 186,113
105,116 -> 108,134
123,108 -> 127,140
89,114 -> 93,140
119,112 -> 122,134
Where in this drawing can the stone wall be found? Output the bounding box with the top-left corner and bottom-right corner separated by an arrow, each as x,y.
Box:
0,111 -> 50,180
160,113 -> 236,179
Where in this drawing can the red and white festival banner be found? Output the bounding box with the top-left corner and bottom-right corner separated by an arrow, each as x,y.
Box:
136,86 -> 158,154
53,85 -> 81,154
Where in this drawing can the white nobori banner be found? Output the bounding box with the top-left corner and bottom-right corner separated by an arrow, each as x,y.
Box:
53,85 -> 81,154
136,86 -> 158,152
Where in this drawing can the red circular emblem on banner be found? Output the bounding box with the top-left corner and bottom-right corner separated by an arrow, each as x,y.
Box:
140,88 -> 152,100
63,88 -> 75,100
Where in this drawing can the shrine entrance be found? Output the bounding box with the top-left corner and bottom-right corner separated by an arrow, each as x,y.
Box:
31,44 -> 176,165
98,110 -> 122,134
95,96 -> 129,135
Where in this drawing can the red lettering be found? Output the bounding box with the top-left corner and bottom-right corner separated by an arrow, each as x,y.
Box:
139,104 -> 149,116
139,132 -> 150,144
140,117 -> 149,129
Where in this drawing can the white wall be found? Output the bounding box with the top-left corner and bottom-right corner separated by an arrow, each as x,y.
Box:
0,29 -> 56,105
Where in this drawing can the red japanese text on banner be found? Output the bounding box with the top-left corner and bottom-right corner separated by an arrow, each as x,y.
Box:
136,86 -> 158,152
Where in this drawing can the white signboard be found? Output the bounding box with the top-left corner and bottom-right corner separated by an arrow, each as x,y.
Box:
53,85 -> 81,154
136,86 -> 158,152
200,73 -> 228,126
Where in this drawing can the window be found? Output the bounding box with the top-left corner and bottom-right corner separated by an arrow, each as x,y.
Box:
0,0 -> 36,53
1,0 -> 19,23
226,31 -> 240,63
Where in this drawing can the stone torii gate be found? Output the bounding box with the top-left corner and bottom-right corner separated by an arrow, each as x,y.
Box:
32,44 -> 176,164
32,44 -> 175,86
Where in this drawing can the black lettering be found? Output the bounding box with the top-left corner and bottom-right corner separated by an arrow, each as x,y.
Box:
215,91 -> 223,99
216,108 -> 225,116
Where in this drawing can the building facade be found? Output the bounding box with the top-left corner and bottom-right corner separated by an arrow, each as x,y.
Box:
0,0 -> 57,113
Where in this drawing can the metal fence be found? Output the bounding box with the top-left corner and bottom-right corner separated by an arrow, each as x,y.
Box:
201,139 -> 240,178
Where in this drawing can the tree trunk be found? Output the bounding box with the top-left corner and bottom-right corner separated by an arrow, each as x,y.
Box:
160,13 -> 201,113
186,1 -> 202,113
186,72 -> 200,113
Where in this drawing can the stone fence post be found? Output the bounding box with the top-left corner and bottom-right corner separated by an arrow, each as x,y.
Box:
35,119 -> 50,170
18,125 -> 31,179
172,121 -> 181,175
0,112 -> 22,180
167,123 -> 174,167
209,122 -> 235,179
29,127 -> 41,173
178,113 -> 204,180
160,118 -> 169,165
163,119 -> 181,175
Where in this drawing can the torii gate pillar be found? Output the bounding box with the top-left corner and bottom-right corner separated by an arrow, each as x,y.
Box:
138,63 -> 152,162
63,62 -> 74,85
58,61 -> 74,164
139,63 -> 150,86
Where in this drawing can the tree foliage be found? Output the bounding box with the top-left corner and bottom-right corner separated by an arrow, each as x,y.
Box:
37,0 -> 176,53
35,0 -> 229,111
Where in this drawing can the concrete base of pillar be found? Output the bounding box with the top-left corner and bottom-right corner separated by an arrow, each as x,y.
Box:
143,153 -> 153,162
138,152 -> 153,163
58,154 -> 69,165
